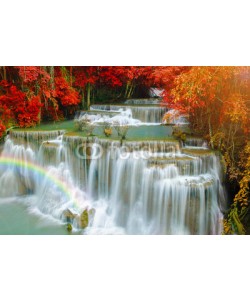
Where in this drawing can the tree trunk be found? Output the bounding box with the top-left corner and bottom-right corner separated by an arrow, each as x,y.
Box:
127,84 -> 132,99
208,114 -> 214,149
82,88 -> 85,109
50,66 -> 55,90
124,81 -> 130,98
87,82 -> 91,110
70,66 -> 73,86
130,84 -> 136,98
3,66 -> 6,80
37,93 -> 42,125
127,81 -> 134,99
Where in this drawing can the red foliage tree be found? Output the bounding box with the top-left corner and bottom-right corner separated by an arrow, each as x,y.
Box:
0,80 -> 42,128
0,121 -> 6,139
55,76 -> 80,106
13,67 -> 81,122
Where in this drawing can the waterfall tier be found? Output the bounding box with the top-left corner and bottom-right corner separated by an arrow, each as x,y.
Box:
0,128 -> 224,234
0,100 -> 225,235
89,105 -> 168,123
124,98 -> 163,105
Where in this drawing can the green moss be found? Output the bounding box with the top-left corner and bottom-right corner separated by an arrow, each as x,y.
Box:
42,142 -> 60,147
64,132 -> 91,138
11,121 -> 177,142
66,223 -> 73,233
91,103 -> 163,107
79,209 -> 89,229
14,120 -> 75,132
182,148 -> 213,155
79,110 -> 120,116
149,156 -> 195,162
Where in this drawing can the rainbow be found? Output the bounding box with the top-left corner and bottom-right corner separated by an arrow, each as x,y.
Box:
0,156 -> 80,209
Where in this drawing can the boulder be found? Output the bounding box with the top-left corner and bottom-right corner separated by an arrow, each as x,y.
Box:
63,209 -> 77,223
66,223 -> 73,233
78,208 -> 96,229
79,209 -> 89,229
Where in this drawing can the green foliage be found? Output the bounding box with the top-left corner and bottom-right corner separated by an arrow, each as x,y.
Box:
66,223 -> 73,233
172,127 -> 186,142
103,122 -> 113,137
223,143 -> 250,234
74,118 -> 95,136
79,209 -> 89,229
113,122 -> 130,141
223,204 -> 247,235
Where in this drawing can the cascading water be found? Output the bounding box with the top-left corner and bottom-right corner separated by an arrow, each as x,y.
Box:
124,98 -> 162,105
89,104 -> 167,123
76,108 -> 142,126
85,139 -> 224,234
0,134 -> 92,234
0,101 -> 226,235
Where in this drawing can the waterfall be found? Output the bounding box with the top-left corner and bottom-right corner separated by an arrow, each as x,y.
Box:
0,105 -> 225,235
89,105 -> 167,123
85,139 -> 224,234
76,108 -> 142,126
0,135 -> 91,229
124,98 -> 162,105
0,138 -> 36,197
9,130 -> 65,149
184,137 -> 208,148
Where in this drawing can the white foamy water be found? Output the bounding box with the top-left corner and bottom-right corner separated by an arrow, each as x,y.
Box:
89,104 -> 167,124
76,108 -> 145,126
0,103 -> 226,235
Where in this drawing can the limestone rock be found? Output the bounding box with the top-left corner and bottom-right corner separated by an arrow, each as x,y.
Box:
79,209 -> 89,229
66,223 -> 73,233
77,208 -> 96,229
63,209 -> 77,223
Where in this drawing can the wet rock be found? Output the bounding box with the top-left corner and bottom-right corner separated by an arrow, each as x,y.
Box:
78,209 -> 89,229
66,223 -> 73,233
77,208 -> 96,229
63,209 -> 77,223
